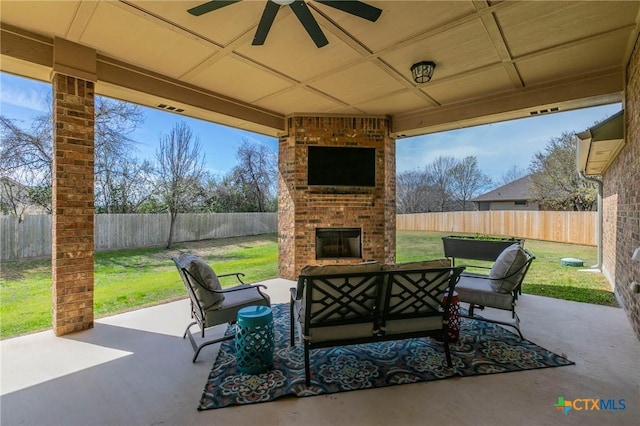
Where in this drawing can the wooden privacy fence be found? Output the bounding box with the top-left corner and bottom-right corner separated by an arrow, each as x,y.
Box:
2,211 -> 596,261
397,211 -> 597,246
0,212 -> 277,261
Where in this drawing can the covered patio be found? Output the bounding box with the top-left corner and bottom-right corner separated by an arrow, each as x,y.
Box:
2,279 -> 639,425
1,1 -> 639,423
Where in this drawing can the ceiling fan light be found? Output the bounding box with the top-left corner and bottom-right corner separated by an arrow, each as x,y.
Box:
272,0 -> 295,5
411,61 -> 436,83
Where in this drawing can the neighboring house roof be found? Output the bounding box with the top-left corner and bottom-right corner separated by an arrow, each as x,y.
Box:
472,176 -> 535,202
0,176 -> 26,188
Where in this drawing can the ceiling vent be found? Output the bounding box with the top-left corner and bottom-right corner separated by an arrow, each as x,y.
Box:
529,107 -> 559,116
157,103 -> 185,113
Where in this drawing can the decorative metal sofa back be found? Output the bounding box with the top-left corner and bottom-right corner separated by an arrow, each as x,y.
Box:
290,261 -> 465,385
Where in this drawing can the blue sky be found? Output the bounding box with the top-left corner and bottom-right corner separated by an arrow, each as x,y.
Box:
1,72 -> 622,185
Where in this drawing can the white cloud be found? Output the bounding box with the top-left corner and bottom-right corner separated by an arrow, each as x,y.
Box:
0,76 -> 49,113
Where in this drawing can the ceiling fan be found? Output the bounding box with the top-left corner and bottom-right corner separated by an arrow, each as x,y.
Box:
188,0 -> 382,48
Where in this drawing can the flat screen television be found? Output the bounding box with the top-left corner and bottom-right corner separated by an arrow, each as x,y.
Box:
307,146 -> 376,187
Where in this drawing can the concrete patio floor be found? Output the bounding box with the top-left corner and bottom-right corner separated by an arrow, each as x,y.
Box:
1,278 -> 639,426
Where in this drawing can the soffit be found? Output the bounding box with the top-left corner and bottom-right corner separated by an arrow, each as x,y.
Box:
576,111 -> 625,176
0,1 -> 638,138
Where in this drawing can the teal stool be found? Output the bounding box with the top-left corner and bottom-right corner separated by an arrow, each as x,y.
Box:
236,305 -> 274,374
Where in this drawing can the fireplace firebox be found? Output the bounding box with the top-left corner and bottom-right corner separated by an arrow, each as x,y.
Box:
315,228 -> 362,259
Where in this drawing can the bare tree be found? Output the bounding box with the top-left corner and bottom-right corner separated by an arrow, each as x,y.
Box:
95,158 -> 154,213
155,122 -> 206,248
94,98 -> 146,211
0,114 -> 52,212
0,176 -> 28,217
1,97 -> 147,213
500,164 -> 527,186
396,169 -> 432,213
528,132 -> 596,211
426,156 -> 457,212
450,156 -> 492,210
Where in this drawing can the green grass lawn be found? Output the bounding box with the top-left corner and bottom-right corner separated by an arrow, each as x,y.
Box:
397,231 -> 617,307
0,231 -> 616,338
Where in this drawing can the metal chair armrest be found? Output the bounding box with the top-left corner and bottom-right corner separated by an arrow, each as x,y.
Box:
217,272 -> 246,284
201,283 -> 267,294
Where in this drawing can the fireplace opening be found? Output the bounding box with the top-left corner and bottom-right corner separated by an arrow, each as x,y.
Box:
316,228 -> 362,259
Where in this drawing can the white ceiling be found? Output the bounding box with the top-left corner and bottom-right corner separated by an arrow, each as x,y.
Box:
1,1 -> 638,137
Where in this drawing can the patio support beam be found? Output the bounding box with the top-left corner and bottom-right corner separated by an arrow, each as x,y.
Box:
392,69 -> 623,137
51,37 -> 96,336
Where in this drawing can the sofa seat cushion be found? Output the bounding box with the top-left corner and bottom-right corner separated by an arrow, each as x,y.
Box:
489,243 -> 529,293
179,253 -> 224,309
382,316 -> 443,335
292,297 -> 374,343
456,274 -> 513,310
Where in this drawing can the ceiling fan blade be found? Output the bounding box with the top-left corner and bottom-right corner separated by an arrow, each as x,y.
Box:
290,0 -> 328,48
252,1 -> 281,45
316,1 -> 382,22
187,0 -> 242,17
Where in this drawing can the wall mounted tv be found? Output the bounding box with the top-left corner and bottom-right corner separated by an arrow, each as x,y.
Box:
307,146 -> 376,187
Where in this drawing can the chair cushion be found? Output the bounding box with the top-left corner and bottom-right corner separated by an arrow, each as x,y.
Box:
204,286 -> 270,327
456,274 -> 514,310
178,253 -> 224,309
489,243 -> 529,293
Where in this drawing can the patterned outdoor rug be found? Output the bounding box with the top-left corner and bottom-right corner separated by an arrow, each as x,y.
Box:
198,303 -> 574,410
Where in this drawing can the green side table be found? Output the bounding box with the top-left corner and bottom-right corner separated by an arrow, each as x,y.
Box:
235,305 -> 274,374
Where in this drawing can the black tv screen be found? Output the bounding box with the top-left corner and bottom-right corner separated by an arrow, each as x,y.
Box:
307,146 -> 376,187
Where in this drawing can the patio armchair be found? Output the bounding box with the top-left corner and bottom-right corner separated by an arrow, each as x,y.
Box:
173,253 -> 270,362
455,244 -> 535,339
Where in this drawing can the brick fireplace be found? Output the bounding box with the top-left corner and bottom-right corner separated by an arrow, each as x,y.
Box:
278,116 -> 396,280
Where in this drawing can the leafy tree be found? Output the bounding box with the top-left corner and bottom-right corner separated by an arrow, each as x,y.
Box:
450,156 -> 492,210
154,121 -> 206,248
209,139 -> 277,212
528,132 -> 596,211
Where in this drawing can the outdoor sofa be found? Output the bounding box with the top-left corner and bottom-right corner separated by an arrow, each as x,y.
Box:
290,260 -> 465,385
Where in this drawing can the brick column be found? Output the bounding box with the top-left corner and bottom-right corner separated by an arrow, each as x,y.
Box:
51,38 -> 96,336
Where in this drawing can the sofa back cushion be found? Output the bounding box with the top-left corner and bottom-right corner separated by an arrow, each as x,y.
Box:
178,253 -> 224,309
300,261 -> 382,276
489,244 -> 530,293
381,258 -> 451,271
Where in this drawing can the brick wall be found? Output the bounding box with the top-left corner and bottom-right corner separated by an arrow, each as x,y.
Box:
278,116 -> 395,280
602,34 -> 640,339
51,74 -> 95,336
